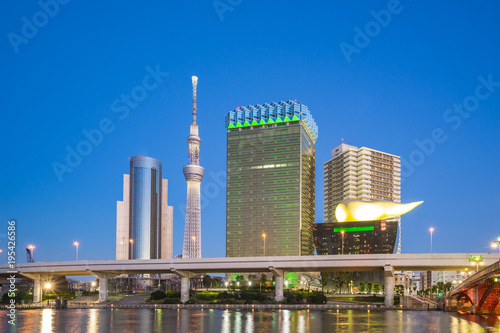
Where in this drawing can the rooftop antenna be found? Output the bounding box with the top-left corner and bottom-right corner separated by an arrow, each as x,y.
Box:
191,76 -> 198,124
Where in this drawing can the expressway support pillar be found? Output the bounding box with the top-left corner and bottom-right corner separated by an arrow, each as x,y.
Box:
33,276 -> 42,303
384,265 -> 395,307
270,267 -> 285,302
181,277 -> 190,304
89,272 -> 119,303
22,273 -> 46,303
99,277 -> 108,303
173,270 -> 197,304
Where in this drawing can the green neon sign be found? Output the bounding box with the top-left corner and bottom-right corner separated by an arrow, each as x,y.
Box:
469,255 -> 483,262
227,114 -> 302,130
334,226 -> 375,233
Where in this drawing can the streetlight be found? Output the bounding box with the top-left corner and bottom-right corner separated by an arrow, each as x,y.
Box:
429,228 -> 434,254
129,239 -> 134,259
74,242 -> 79,261
28,245 -> 35,262
45,283 -> 51,305
491,238 -> 500,259
469,255 -> 483,273
341,230 -> 345,255
262,233 -> 266,256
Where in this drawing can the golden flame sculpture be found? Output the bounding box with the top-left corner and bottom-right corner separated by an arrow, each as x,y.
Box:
335,200 -> 423,222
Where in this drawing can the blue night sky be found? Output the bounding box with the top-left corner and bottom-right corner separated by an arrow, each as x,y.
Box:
1,1 -> 500,269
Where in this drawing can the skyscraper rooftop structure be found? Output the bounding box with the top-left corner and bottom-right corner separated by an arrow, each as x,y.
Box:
225,100 -> 317,257
182,76 -> 204,259
116,156 -> 173,260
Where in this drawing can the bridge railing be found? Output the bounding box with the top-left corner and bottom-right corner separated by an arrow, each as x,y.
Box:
449,260 -> 500,296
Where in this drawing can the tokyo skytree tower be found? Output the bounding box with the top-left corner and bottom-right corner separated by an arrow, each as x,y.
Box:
182,76 -> 204,258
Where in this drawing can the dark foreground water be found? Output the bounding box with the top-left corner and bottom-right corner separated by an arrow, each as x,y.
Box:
0,308 -> 499,333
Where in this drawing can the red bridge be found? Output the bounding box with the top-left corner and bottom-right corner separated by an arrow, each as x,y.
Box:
447,261 -> 500,314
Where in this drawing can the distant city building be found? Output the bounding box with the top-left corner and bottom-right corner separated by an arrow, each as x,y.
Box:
116,156 -> 173,260
421,271 -> 466,290
182,76 -> 204,259
393,271 -> 421,294
225,100 -> 318,257
316,143 -> 402,255
313,219 -> 398,255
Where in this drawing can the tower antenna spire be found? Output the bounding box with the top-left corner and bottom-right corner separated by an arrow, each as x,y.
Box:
192,76 -> 198,124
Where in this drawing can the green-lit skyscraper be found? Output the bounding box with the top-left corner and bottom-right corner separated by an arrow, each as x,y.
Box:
225,100 -> 318,257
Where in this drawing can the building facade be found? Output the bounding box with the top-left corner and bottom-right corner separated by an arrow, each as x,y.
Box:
313,219 -> 398,255
225,100 -> 317,257
421,271 -> 467,290
116,156 -> 173,260
323,143 -> 401,223
316,143 -> 402,255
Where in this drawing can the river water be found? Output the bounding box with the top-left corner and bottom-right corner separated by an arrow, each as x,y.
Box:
1,308 -> 499,332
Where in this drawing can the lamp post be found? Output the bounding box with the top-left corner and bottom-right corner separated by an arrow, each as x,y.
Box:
429,228 -> 434,254
262,233 -> 266,256
28,245 -> 35,262
129,239 -> 134,259
491,238 -> 500,259
341,230 -> 345,255
74,242 -> 79,261
469,255 -> 484,273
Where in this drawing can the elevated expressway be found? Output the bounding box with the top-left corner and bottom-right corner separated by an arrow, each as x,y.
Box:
2,253 -> 497,305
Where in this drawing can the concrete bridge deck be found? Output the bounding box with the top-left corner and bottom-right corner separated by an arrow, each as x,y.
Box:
2,253 -> 497,306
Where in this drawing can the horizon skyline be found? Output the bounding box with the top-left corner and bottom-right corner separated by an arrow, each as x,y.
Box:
2,1 -> 499,268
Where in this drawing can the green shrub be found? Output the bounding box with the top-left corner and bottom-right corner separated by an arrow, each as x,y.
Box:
162,298 -> 179,304
216,291 -> 235,300
150,290 -> 167,301
164,292 -> 181,299
285,292 -> 304,304
197,292 -> 218,301
307,293 -> 327,304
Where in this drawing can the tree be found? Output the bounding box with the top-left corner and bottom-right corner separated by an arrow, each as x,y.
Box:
431,285 -> 438,294
235,274 -> 245,290
320,272 -> 330,292
332,272 -> 351,294
358,282 -> 366,294
366,282 -> 373,294
203,275 -> 213,290
248,275 -> 257,290
437,282 -> 444,293
395,284 -> 405,296
373,284 -> 380,294
259,274 -> 267,293
381,284 -> 385,294
444,282 -> 453,292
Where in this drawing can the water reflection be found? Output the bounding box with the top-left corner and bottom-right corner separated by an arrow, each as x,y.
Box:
0,308 -> 498,332
41,308 -> 53,333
